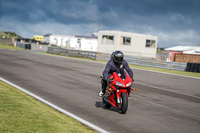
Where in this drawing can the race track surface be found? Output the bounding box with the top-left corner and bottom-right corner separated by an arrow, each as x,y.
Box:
0,49 -> 200,133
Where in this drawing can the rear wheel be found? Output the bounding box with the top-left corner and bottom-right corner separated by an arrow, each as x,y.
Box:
118,92 -> 128,114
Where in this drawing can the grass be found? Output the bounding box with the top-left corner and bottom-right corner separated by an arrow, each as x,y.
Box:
0,44 -> 25,50
40,52 -> 200,78
38,52 -> 99,62
0,81 -> 96,133
129,64 -> 200,78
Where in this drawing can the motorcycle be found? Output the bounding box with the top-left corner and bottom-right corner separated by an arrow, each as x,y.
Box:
101,72 -> 136,114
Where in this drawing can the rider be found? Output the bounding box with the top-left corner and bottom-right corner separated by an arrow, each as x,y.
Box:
99,51 -> 134,97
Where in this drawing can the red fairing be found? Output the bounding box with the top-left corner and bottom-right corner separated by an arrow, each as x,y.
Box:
108,94 -> 118,108
111,72 -> 133,88
102,72 -> 134,114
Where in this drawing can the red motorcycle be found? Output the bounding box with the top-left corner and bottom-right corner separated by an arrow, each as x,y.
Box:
101,72 -> 136,114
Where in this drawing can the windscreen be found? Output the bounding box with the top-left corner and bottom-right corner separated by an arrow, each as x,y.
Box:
118,69 -> 126,80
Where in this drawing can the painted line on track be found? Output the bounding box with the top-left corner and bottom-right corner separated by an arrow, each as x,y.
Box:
0,77 -> 109,133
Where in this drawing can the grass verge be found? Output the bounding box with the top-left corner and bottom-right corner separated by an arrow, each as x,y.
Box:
129,64 -> 200,78
0,44 -> 25,50
39,52 -> 200,79
38,52 -> 98,62
0,81 -> 96,133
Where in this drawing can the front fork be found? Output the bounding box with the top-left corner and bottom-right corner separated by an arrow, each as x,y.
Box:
116,89 -> 129,104
116,90 -> 121,104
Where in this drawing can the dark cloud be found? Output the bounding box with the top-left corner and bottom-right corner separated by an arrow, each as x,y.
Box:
0,0 -> 199,47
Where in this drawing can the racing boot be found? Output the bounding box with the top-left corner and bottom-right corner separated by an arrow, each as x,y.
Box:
99,78 -> 107,97
99,90 -> 104,97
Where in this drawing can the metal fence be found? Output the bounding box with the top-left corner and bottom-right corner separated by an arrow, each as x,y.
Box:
47,46 -> 97,59
47,46 -> 187,71
0,38 -> 13,45
127,57 -> 186,71
97,53 -> 187,71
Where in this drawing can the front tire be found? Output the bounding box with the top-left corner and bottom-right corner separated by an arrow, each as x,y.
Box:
119,92 -> 128,114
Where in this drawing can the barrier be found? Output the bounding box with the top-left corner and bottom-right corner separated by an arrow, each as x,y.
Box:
47,46 -> 188,72
16,42 -> 31,49
47,46 -> 96,60
186,63 -> 200,73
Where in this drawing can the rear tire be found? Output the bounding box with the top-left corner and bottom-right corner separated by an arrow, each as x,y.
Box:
119,92 -> 128,114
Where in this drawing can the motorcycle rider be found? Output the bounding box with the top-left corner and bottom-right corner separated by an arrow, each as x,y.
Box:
99,51 -> 134,97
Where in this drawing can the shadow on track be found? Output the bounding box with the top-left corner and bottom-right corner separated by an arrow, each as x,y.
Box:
95,101 -> 119,113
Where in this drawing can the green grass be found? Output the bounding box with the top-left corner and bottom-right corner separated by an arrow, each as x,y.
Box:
157,49 -> 163,53
39,52 -> 200,78
0,44 -> 25,50
129,64 -> 200,78
0,81 -> 96,133
38,52 -> 98,62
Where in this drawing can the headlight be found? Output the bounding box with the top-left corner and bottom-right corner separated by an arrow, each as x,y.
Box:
126,82 -> 132,87
116,81 -> 125,87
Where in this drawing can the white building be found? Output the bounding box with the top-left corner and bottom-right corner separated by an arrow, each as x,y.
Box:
164,46 -> 200,55
73,36 -> 98,51
43,34 -> 74,47
97,30 -> 158,58
43,34 -> 98,51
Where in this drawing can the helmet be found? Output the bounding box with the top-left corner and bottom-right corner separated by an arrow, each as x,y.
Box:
113,51 -> 124,64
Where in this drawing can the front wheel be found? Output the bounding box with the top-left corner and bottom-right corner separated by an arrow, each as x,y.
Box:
118,92 -> 128,114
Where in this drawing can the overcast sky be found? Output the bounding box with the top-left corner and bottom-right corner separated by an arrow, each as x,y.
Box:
0,0 -> 199,47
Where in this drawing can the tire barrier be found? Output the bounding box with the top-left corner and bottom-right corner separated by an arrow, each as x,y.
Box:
16,42 -> 31,49
186,63 -> 200,73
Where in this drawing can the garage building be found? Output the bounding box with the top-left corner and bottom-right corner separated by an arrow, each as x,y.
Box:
97,30 -> 158,58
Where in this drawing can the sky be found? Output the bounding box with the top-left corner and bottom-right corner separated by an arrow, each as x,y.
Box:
0,0 -> 199,48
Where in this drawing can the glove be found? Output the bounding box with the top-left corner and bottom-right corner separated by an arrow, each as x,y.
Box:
132,78 -> 134,83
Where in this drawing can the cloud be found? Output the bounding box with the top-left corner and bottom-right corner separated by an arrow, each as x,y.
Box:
151,30 -> 200,47
0,17 -> 90,37
0,0 -> 200,47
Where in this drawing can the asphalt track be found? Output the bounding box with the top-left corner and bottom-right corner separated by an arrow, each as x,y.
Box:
0,49 -> 200,133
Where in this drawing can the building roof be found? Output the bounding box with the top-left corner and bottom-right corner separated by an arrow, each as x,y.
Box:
75,35 -> 97,39
164,46 -> 200,52
43,34 -> 97,39
195,48 -> 200,52
43,34 -> 74,37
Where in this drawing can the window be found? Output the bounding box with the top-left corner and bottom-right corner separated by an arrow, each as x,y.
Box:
146,40 -> 156,48
102,35 -> 114,44
77,39 -> 81,43
120,36 -> 131,45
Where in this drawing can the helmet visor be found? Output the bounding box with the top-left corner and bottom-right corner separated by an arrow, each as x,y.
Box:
115,56 -> 123,63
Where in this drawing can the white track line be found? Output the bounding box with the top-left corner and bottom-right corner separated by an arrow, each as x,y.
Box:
0,77 -> 109,133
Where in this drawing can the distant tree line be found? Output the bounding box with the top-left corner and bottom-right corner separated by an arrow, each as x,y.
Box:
0,31 -> 22,39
